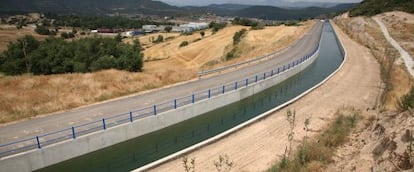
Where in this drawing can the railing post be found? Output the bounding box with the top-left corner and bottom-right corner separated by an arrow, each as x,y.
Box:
264,73 -> 266,80
271,70 -> 274,76
72,127 -> 76,139
255,75 -> 258,82
277,67 -> 280,74
154,105 -> 157,115
222,85 -> 225,94
283,65 -> 285,71
102,118 -> 106,130
129,112 -> 133,122
235,82 -> 238,90
208,89 -> 211,98
36,136 -> 41,149
246,79 -> 248,87
174,99 -> 177,109
192,94 -> 195,103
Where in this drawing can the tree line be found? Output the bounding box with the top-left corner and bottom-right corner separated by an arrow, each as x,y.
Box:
0,36 -> 143,75
48,15 -> 172,30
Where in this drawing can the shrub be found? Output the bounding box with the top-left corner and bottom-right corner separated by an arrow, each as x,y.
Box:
233,29 -> 247,45
34,25 -> 55,35
397,86 -> 414,111
152,35 -> 164,43
61,32 -> 75,39
179,41 -> 189,48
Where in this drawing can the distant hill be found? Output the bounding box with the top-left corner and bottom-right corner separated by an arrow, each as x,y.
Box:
0,0 -> 357,20
234,4 -> 358,20
0,0 -> 181,16
349,0 -> 414,17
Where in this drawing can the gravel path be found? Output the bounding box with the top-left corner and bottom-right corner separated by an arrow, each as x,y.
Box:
373,16 -> 414,78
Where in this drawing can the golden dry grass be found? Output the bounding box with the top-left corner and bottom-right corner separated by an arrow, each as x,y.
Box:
0,25 -> 48,52
141,21 -> 314,72
0,21 -> 313,124
0,69 -> 196,123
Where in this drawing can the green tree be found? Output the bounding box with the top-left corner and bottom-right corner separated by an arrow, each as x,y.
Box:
0,35 -> 40,74
115,33 -> 122,43
164,26 -> 172,37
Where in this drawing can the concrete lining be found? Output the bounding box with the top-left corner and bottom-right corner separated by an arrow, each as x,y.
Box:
134,21 -> 346,172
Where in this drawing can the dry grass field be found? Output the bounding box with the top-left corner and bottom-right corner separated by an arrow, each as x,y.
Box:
0,21 -> 313,124
0,25 -> 48,52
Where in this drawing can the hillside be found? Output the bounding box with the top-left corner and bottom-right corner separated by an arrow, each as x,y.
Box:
349,0 -> 414,17
0,0 -> 357,20
234,4 -> 357,20
0,0 -> 181,16
137,21 -> 314,73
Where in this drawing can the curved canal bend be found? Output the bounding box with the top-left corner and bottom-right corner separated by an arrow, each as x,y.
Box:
38,22 -> 344,172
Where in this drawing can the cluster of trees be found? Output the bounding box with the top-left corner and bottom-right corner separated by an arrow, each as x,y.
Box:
233,29 -> 247,45
49,15 -> 171,30
232,17 -> 265,30
349,0 -> 414,16
152,35 -> 164,43
34,25 -> 57,35
209,22 -> 227,33
232,17 -> 258,27
0,36 -> 143,75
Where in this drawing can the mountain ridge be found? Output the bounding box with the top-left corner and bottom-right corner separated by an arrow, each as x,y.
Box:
0,0 -> 357,20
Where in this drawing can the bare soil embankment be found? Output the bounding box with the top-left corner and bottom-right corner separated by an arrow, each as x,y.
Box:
148,22 -> 382,172
334,12 -> 413,110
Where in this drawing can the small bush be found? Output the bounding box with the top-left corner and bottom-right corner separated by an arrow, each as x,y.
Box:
152,35 -> 164,43
233,29 -> 247,45
397,86 -> 414,111
61,32 -> 75,39
34,25 -> 55,35
225,49 -> 236,61
179,41 -> 189,48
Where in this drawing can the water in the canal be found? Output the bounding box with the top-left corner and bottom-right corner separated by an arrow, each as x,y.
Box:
37,22 -> 343,172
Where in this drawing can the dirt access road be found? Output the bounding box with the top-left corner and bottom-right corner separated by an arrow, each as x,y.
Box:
147,22 -> 382,172
373,16 -> 414,77
0,23 -> 323,151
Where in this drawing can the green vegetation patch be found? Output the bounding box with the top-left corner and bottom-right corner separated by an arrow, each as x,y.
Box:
0,36 -> 143,75
397,86 -> 414,111
349,0 -> 414,17
209,22 -> 227,34
179,41 -> 189,48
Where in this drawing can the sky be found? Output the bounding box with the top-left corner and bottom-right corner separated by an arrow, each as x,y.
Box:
159,0 -> 363,7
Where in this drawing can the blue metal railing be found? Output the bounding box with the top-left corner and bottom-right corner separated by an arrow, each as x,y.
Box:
0,43 -> 320,158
